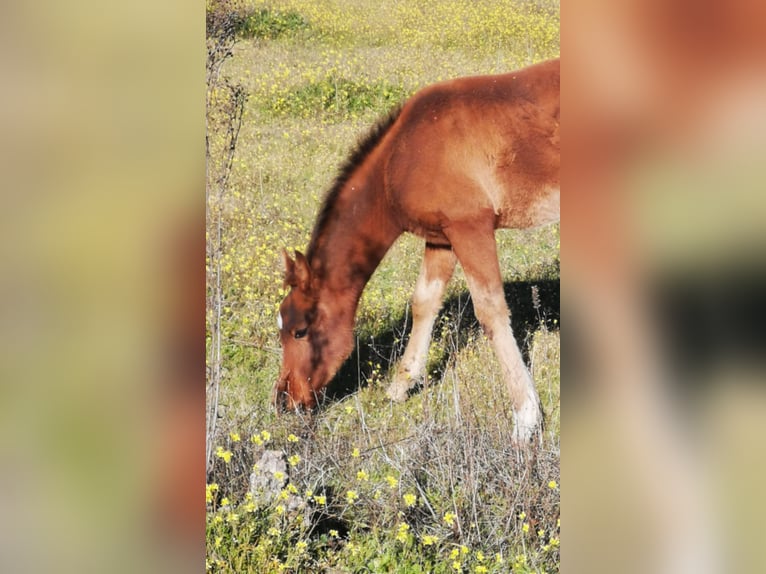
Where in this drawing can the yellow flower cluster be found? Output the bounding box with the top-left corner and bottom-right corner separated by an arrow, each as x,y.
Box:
395,522 -> 410,544
215,446 -> 232,463
251,430 -> 272,446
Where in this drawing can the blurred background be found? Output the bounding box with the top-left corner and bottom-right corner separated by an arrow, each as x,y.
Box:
565,1 -> 766,572
0,1 -> 204,573
0,0 -> 764,573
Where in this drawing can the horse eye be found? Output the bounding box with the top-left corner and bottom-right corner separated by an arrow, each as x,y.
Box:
294,327 -> 308,340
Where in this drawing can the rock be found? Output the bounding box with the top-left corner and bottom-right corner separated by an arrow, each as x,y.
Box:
249,450 -> 304,512
249,450 -> 288,503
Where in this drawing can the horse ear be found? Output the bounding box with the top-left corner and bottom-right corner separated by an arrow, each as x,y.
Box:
293,250 -> 312,293
282,249 -> 297,288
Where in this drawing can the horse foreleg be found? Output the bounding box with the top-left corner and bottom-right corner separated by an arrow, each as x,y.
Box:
387,243 -> 456,402
445,221 -> 543,445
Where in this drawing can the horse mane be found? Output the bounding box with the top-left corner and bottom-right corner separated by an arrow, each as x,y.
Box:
306,105 -> 403,260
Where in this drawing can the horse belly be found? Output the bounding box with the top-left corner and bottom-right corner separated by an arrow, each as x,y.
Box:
498,185 -> 560,229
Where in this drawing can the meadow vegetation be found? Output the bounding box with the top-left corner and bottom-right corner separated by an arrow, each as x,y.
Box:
206,0 -> 560,571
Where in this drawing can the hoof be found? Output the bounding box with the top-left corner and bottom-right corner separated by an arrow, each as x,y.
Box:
386,382 -> 410,402
512,400 -> 543,447
512,422 -> 542,448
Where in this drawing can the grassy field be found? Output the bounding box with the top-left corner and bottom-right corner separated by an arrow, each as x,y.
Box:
206,0 -> 560,571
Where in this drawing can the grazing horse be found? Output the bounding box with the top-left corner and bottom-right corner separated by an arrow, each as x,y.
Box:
275,58 -> 559,443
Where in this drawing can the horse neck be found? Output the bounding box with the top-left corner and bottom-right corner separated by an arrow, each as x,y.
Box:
308,164 -> 400,323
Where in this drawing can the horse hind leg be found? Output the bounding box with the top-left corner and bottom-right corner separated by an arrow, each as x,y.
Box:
444,221 -> 543,445
387,243 -> 456,402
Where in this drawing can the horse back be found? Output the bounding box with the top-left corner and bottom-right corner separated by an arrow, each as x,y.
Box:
384,59 -> 560,239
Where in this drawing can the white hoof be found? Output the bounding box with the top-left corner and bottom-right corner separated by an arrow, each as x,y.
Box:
386,381 -> 410,402
387,364 -> 422,402
512,397 -> 542,446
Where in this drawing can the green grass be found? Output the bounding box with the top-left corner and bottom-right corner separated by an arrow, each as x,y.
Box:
235,8 -> 310,40
207,0 -> 559,571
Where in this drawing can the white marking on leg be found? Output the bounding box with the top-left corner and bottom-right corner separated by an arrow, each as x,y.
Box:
475,292 -> 542,444
277,313 -> 283,331
442,223 -> 542,445
388,275 -> 446,402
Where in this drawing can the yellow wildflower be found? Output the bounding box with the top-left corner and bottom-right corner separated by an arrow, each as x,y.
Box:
403,493 -> 417,507
215,447 -> 232,463
287,434 -> 299,443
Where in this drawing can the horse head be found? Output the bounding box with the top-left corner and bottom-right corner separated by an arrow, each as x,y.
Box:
273,250 -> 336,411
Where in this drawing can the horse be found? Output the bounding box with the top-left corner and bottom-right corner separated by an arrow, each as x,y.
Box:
274,58 -> 559,444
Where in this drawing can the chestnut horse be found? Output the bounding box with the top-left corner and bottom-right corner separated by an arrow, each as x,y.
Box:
275,58 -> 559,443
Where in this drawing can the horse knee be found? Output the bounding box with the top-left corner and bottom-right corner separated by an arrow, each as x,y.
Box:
411,278 -> 445,319
473,297 -> 509,339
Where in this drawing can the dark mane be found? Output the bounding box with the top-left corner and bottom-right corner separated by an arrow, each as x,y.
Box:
306,105 -> 403,260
